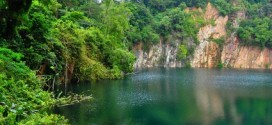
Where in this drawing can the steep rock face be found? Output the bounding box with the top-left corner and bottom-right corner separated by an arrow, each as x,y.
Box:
222,36 -> 272,69
133,39 -> 182,69
191,3 -> 228,68
133,3 -> 272,69
221,10 -> 272,69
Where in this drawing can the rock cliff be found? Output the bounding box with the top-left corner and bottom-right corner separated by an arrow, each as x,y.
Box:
133,3 -> 272,69
222,36 -> 272,69
221,10 -> 272,69
191,3 -> 228,68
133,38 -> 183,69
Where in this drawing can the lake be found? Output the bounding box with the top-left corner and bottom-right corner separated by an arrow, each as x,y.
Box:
54,68 -> 272,125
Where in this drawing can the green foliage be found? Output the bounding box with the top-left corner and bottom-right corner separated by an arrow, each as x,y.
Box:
154,6 -> 199,42
53,20 -> 84,60
213,37 -> 225,47
0,0 -> 33,38
0,48 -> 38,86
126,1 -> 202,46
125,3 -> 153,29
211,0 -> 234,16
235,0 -> 272,49
246,0 -> 270,4
125,2 -> 160,44
53,11 -> 135,81
237,17 -> 272,49
108,49 -> 136,73
1,0 -> 272,124
0,48 -> 67,124
101,1 -> 131,41
1,0 -> 271,81
52,21 -> 103,81
78,57 -> 109,81
137,0 -> 207,13
141,26 -> 160,44
217,62 -> 224,69
145,0 -> 173,13
1,0 -> 63,74
177,45 -> 188,60
18,113 -> 68,125
60,11 -> 94,27
182,0 -> 207,8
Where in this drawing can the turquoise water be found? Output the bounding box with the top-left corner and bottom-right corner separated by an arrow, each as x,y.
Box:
54,68 -> 272,125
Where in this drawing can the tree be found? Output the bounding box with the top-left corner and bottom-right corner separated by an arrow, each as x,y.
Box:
0,0 -> 32,38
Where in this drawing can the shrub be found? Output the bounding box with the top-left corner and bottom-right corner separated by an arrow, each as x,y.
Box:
213,37 -> 225,47
0,48 -> 68,124
177,45 -> 188,60
217,62 -> 224,69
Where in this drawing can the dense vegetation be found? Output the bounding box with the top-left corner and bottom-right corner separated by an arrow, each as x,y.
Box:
237,1 -> 272,49
0,48 -> 68,124
1,0 -> 272,124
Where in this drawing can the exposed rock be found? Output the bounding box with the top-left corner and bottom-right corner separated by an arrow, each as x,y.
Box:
191,3 -> 228,68
221,9 -> 272,69
133,3 -> 272,70
133,38 -> 182,69
222,37 -> 272,69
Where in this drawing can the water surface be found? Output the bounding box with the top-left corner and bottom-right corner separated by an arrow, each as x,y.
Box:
54,68 -> 272,125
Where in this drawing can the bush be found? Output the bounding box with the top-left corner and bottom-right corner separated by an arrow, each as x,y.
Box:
217,61 -> 224,69
177,45 -> 188,60
108,49 -> 136,73
213,37 -> 225,47
0,48 -> 68,124
78,57 -> 109,81
211,0 -> 234,16
18,113 -> 68,125
237,17 -> 272,49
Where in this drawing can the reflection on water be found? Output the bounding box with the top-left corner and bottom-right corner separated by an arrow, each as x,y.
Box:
54,68 -> 272,125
